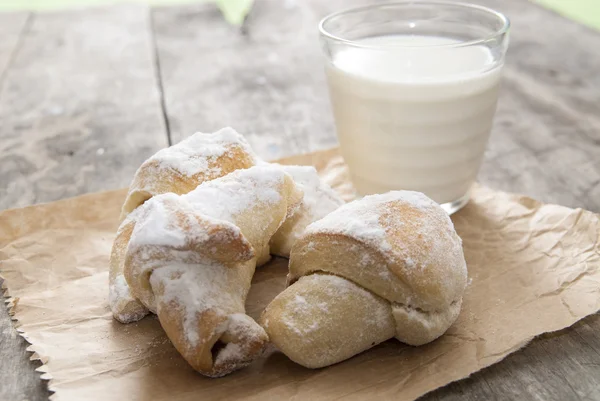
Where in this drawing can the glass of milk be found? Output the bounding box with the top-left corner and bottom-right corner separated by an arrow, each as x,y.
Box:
319,2 -> 510,214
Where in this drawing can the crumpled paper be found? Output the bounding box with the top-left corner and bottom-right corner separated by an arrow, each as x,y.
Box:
1,148 -> 599,401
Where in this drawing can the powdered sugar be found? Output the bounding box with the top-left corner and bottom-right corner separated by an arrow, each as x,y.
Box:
385,190 -> 438,210
270,165 -> 344,256
215,342 -> 243,364
128,193 -> 191,249
305,195 -> 393,250
276,165 -> 344,218
279,274 -> 389,337
109,274 -> 132,307
183,165 -> 284,224
150,258 -> 248,346
149,127 -> 258,177
378,269 -> 391,280
126,165 -> 290,347
214,314 -> 267,366
128,165 -> 286,254
360,252 -> 374,266
306,191 -> 437,237
368,296 -> 392,329
279,284 -> 330,335
305,191 -> 451,267
294,294 -> 308,307
302,190 -> 466,307
318,274 -> 368,299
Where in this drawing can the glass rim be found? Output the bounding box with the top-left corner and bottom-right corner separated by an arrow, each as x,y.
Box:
318,1 -> 511,49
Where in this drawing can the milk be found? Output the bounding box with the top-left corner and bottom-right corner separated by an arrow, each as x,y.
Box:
326,35 -> 502,205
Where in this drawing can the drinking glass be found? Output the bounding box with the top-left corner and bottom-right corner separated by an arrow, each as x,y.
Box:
319,1 -> 510,214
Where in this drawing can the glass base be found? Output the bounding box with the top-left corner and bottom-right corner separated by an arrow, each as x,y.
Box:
440,192 -> 471,215
352,189 -> 471,215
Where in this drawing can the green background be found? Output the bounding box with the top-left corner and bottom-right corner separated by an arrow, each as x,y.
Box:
536,0 -> 600,30
0,0 -> 598,31
0,0 -> 200,9
0,0 -> 254,25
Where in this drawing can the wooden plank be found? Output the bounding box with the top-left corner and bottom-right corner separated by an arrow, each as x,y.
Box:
0,5 -> 168,401
427,319 -> 600,401
427,1 -> 600,399
0,5 -> 168,210
152,0 -> 348,159
0,12 -> 29,79
0,0 -> 599,401
153,1 -> 600,401
419,2 -> 600,398
0,12 -> 46,401
0,300 -> 48,401
154,0 -> 600,210
477,0 -> 600,212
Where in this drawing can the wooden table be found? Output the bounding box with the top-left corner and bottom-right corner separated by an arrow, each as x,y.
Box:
1,0 -> 599,400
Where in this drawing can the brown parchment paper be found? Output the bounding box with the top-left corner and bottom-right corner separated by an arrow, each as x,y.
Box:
1,148 -> 599,401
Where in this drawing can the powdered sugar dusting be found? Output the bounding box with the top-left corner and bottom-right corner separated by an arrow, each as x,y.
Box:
183,165 -> 284,224
128,165 -> 285,253
319,274 -> 368,298
215,342 -> 243,364
305,191 -> 443,257
214,314 -> 266,366
126,165 -> 290,348
149,127 -> 258,177
150,258 -> 248,346
305,193 -> 393,250
128,193 -> 192,250
270,164 -> 344,255
279,274 -> 388,336
276,165 -> 344,218
304,191 -> 464,295
281,292 -> 329,335
294,294 -> 308,307
109,274 -> 132,307
360,252 -> 374,266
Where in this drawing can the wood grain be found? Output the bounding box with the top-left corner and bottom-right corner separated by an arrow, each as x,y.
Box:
0,12 -> 46,401
423,3 -> 600,398
152,0 -> 344,159
0,12 -> 29,81
479,0 -> 600,212
426,315 -> 600,401
154,0 -> 600,210
154,1 -> 600,400
0,301 -> 48,401
0,5 -> 168,401
0,0 -> 599,400
0,5 -> 168,210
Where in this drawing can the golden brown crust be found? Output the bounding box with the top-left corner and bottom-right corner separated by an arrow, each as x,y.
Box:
264,191 -> 468,369
269,165 -> 345,257
150,262 -> 268,377
108,216 -> 149,323
122,166 -> 303,377
120,143 -> 256,221
110,129 -> 258,323
261,274 -> 395,369
289,195 -> 467,311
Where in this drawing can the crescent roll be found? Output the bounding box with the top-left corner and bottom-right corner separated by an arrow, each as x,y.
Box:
124,165 -> 303,377
109,128 -> 258,323
270,165 -> 345,257
261,191 -> 467,368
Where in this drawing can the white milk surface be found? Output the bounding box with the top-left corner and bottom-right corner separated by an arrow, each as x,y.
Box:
326,35 -> 502,204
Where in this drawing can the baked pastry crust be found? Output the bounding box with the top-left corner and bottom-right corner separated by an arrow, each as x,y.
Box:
124,165 -> 303,377
262,191 -> 467,368
109,128 -> 258,324
270,164 -> 344,257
